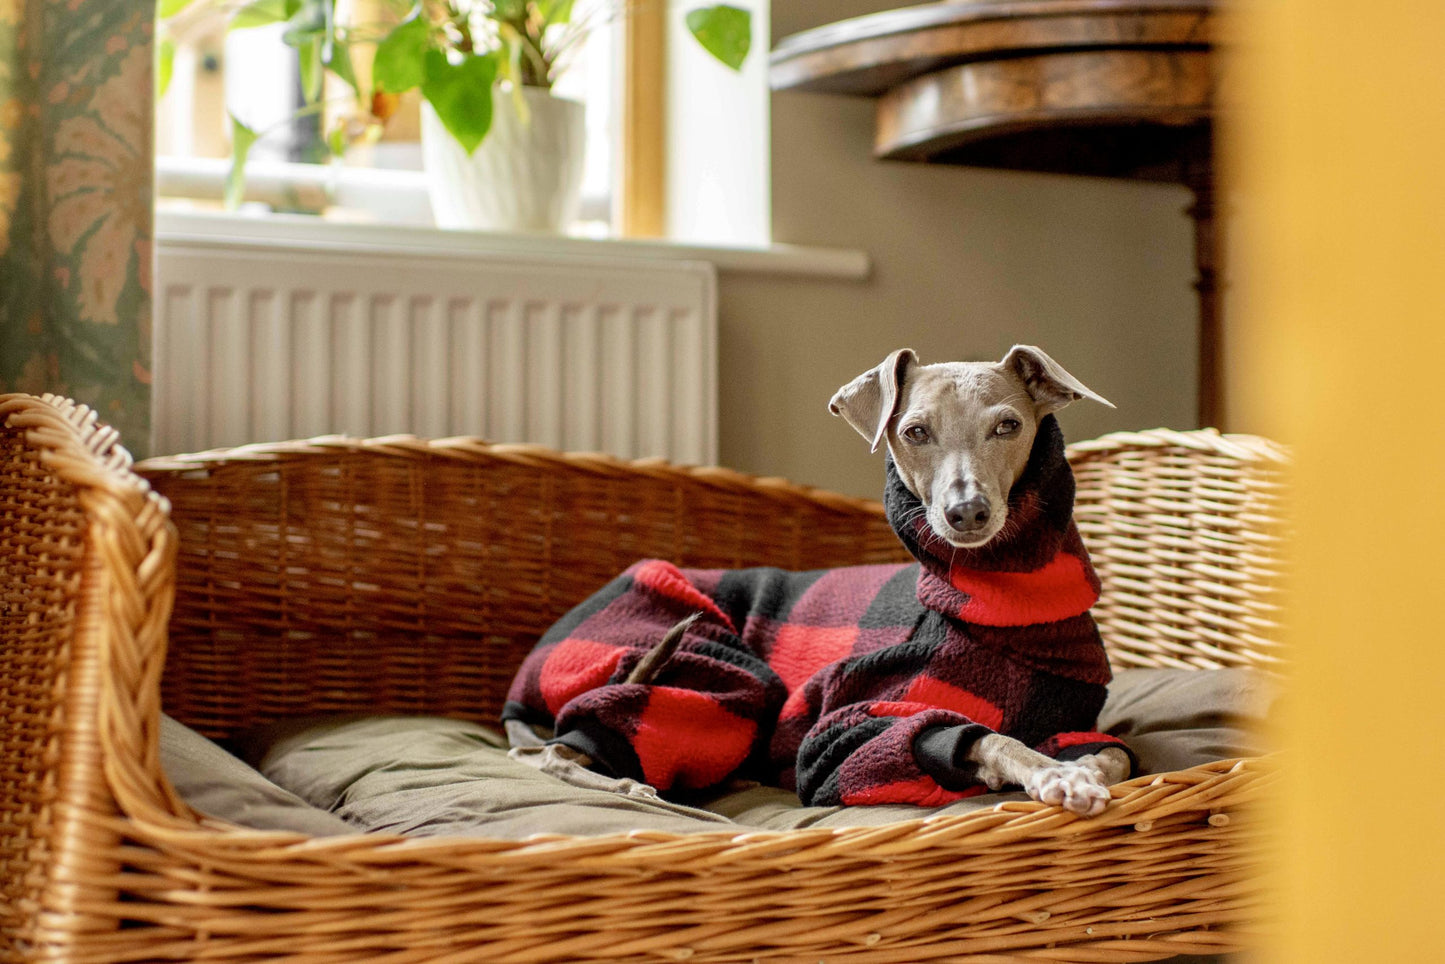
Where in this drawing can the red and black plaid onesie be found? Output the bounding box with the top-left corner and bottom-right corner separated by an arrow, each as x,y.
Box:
503,416 -> 1135,806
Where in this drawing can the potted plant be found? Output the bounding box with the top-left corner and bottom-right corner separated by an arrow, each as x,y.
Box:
158,0 -> 751,232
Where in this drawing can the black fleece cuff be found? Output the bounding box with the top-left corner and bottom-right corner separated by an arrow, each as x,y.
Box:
915,723 -> 994,791
552,725 -> 646,783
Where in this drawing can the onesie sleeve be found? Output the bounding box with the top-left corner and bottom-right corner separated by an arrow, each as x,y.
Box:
794,702 -> 997,806
502,560 -> 785,792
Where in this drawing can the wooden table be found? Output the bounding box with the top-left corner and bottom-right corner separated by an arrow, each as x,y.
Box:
771,0 -> 1224,427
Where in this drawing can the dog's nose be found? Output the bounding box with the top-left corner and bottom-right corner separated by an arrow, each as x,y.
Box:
945,495 -> 991,531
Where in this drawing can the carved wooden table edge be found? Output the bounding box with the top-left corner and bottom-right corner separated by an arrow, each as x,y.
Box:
770,0 -> 1216,96
875,48 -> 1215,165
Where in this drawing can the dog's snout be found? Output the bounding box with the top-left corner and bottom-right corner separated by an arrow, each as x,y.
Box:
944,495 -> 991,532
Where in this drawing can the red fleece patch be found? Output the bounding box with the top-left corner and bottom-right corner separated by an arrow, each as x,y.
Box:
866,677 -> 1005,729
632,560 -> 736,631
1049,731 -> 1113,749
903,675 -> 1005,729
867,700 -> 931,719
768,624 -> 859,692
842,775 -> 983,807
632,687 -> 756,790
540,639 -> 625,716
950,549 -> 1099,627
780,685 -> 813,720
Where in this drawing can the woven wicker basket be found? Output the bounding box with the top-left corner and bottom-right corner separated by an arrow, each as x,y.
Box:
0,392 -> 1288,963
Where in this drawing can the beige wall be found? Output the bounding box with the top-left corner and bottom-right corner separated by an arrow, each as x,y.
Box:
714,0 -> 1200,499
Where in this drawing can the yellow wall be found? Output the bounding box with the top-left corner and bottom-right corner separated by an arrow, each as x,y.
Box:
1229,1 -> 1445,959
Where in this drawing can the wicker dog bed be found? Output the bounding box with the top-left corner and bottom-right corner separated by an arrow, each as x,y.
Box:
0,391 -> 1287,963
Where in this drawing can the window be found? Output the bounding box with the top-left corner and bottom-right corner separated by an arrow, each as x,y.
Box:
155,0 -> 766,245
158,1 -> 621,233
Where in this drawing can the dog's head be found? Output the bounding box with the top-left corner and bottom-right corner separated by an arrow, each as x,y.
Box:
830,346 -> 1113,549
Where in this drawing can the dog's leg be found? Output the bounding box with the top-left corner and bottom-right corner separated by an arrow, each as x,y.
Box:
967,733 -> 1116,817
504,719 -> 551,748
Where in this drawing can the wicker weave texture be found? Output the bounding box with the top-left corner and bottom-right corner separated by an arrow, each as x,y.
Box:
0,404 -> 82,949
0,395 -> 1285,963
0,394 -> 180,958
1070,429 -> 1290,672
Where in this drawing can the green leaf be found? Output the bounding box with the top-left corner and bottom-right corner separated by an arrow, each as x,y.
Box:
685,4 -> 750,71
298,36 -> 324,103
225,115 -> 260,210
326,38 -> 360,98
157,37 -> 176,98
158,0 -> 198,19
421,48 -> 499,155
230,0 -> 293,30
536,0 -> 575,26
372,13 -> 430,92
327,123 -> 348,158
492,0 -> 527,23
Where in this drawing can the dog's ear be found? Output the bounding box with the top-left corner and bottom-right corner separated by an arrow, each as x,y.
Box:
829,349 -> 918,452
1002,345 -> 1114,415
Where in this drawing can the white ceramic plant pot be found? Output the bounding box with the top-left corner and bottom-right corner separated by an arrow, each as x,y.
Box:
421,86 -> 586,233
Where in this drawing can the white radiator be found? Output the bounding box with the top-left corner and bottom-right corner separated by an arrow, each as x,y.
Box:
153,223 -> 718,464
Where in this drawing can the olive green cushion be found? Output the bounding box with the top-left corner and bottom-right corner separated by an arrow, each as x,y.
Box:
241,714 -> 735,838
160,714 -> 355,836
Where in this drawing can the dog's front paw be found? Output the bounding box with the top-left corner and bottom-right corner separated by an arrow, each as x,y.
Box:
1025,763 -> 1112,817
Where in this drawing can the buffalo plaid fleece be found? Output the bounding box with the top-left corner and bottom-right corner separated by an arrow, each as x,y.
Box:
502,415 -> 1135,806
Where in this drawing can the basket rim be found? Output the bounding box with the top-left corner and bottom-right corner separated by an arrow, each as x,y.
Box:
134,425 -> 1291,517
1068,426 -> 1292,464
136,433 -> 892,518
1,392 -> 193,931
3,392 -> 143,488
129,755 -> 1275,862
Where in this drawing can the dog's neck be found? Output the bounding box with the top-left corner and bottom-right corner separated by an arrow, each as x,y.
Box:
884,415 -> 1102,630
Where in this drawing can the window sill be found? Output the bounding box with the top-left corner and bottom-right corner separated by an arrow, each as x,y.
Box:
155,209 -> 871,282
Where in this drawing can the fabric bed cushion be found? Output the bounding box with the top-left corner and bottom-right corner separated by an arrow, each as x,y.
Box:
1097,666 -> 1276,774
160,714 -> 354,836
239,715 -> 739,837
240,667 -> 1277,839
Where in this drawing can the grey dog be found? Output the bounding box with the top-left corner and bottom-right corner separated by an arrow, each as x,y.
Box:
829,345 -> 1131,815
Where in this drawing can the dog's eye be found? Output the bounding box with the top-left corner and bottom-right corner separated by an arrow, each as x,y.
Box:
902,425 -> 930,444
993,418 -> 1021,437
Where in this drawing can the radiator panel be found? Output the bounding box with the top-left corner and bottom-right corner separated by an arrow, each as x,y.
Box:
153,241 -> 718,464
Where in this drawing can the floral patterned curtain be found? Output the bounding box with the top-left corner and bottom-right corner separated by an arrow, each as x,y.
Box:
0,0 -> 153,456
